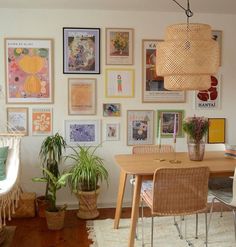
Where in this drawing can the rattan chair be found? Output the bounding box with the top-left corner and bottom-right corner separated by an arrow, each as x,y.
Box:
141,166 -> 209,247
208,167 -> 236,241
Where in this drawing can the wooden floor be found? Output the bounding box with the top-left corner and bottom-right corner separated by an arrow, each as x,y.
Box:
8,204 -> 227,247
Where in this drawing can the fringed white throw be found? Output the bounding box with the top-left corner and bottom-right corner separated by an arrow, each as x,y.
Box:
0,135 -> 22,228
87,212 -> 236,247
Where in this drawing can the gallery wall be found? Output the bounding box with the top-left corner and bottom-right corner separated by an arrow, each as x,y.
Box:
0,8 -> 236,208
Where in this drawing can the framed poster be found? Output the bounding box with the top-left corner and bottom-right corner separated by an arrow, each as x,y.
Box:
65,120 -> 100,146
68,78 -> 96,115
105,123 -> 120,141
63,27 -> 100,74
157,110 -> 184,138
32,108 -> 53,136
103,103 -> 121,117
195,74 -> 221,110
7,107 -> 28,135
212,30 -> 222,66
142,39 -> 185,103
208,118 -> 225,144
105,68 -> 134,98
106,28 -> 134,65
127,110 -> 154,146
5,38 -> 53,104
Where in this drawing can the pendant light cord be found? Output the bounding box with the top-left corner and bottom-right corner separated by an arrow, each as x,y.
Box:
172,0 -> 194,24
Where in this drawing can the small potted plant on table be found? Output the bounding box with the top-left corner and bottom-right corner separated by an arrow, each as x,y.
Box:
66,145 -> 108,219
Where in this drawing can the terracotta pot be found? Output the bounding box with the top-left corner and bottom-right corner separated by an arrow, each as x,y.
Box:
36,196 -> 50,218
45,210 -> 65,230
75,188 -> 100,219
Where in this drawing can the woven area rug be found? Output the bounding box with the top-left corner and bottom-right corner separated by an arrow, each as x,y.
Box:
1,226 -> 16,247
87,212 -> 236,247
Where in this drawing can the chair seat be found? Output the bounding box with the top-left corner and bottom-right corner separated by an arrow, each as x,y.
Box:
210,188 -> 233,204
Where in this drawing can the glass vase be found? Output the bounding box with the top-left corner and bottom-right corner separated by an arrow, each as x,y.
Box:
187,137 -> 205,161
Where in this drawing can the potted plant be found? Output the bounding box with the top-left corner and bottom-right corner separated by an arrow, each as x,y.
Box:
66,145 -> 108,219
33,168 -> 71,230
183,116 -> 209,161
36,133 -> 66,217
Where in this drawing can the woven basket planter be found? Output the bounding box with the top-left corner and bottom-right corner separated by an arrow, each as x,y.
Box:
75,188 -> 100,219
36,196 -> 50,218
45,210 -> 66,230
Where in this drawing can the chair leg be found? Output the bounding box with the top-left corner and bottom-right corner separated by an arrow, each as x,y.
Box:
174,216 -> 183,239
207,197 -> 216,236
220,203 -> 223,217
232,209 -> 236,241
195,213 -> 198,239
151,216 -> 154,247
205,212 -> 208,247
141,199 -> 144,247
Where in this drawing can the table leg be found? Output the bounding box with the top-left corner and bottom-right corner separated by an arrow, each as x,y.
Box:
128,175 -> 142,247
114,170 -> 127,229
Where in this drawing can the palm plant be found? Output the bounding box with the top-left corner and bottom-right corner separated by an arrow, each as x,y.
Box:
66,145 -> 108,192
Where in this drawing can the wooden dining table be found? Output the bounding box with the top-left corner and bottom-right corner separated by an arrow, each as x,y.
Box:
113,151 -> 236,247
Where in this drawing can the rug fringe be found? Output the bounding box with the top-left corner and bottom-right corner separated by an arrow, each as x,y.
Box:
86,220 -> 98,247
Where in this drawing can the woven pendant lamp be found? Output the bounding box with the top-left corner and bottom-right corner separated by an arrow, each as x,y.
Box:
156,2 -> 220,91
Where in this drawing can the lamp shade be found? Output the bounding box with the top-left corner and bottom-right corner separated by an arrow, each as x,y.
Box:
156,23 -> 220,90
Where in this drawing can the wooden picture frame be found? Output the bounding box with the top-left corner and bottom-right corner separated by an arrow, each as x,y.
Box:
105,68 -> 134,98
157,110 -> 184,138
105,123 -> 120,141
65,119 -> 100,146
212,30 -> 222,66
68,78 -> 96,115
63,27 -> 100,74
208,118 -> 225,144
5,38 -> 53,104
142,39 -> 185,103
106,28 -> 134,65
32,108 -> 53,136
195,74 -> 221,110
7,107 -> 28,135
127,110 -> 154,146
103,103 -> 121,117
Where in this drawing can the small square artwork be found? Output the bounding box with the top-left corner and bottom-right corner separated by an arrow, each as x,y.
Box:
65,120 -> 100,146
32,108 -> 53,136
105,123 -> 120,141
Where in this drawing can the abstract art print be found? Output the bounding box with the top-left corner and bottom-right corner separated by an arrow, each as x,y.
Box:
68,78 -> 96,115
65,120 -> 100,146
106,28 -> 134,65
63,28 -> 100,74
32,108 -> 53,136
103,103 -> 121,117
105,123 -> 120,141
7,107 -> 28,135
5,38 -> 53,104
127,110 -> 154,146
142,39 -> 185,103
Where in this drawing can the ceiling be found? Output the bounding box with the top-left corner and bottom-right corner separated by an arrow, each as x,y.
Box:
0,0 -> 235,14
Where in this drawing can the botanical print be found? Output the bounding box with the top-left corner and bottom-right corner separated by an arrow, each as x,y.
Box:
103,103 -> 121,117
106,28 -> 133,65
142,40 -> 185,103
65,120 -> 100,146
5,39 -> 53,103
195,75 -> 221,110
127,110 -> 154,146
157,110 -> 184,138
7,107 -> 28,135
105,123 -> 120,141
68,78 -> 96,115
32,108 -> 52,135
63,28 -> 100,74
105,68 -> 134,98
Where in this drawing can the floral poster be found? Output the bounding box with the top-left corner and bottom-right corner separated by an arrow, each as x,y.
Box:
142,39 -> 185,103
195,74 -> 221,110
63,28 -> 100,74
5,38 -> 53,103
106,28 -> 134,65
32,108 -> 52,135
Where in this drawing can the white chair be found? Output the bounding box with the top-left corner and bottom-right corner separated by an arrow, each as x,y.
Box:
208,167 -> 236,240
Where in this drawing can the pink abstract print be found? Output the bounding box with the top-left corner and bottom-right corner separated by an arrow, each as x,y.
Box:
8,47 -> 50,99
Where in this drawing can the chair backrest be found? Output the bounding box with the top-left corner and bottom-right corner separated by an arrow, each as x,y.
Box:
151,166 -> 209,216
132,145 -> 173,154
230,167 -> 236,206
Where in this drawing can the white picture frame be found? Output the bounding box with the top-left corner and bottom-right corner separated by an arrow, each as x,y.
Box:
105,123 -> 120,141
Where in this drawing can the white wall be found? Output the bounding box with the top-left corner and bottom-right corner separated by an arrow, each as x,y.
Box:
0,8 -> 236,208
